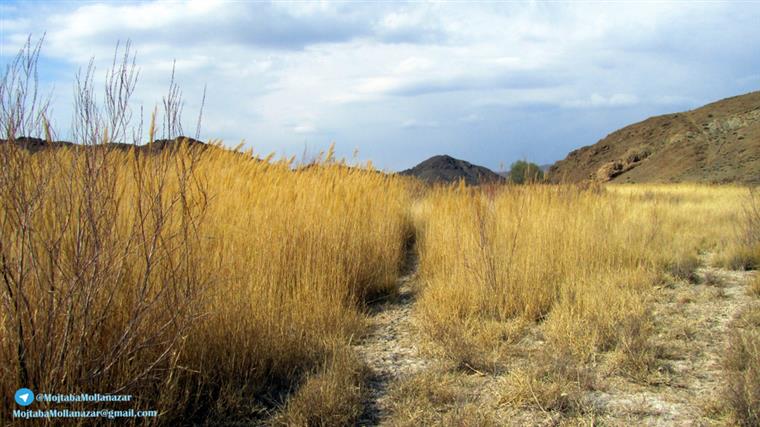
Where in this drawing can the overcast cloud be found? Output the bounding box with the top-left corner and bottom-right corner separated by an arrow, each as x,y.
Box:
1,1 -> 759,170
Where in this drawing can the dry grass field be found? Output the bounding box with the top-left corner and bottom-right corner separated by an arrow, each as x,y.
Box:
385,183 -> 759,426
0,143 -> 413,425
2,142 -> 759,427
2,39 -> 759,426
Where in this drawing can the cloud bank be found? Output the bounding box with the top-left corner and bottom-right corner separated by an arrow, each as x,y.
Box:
2,1 -> 759,170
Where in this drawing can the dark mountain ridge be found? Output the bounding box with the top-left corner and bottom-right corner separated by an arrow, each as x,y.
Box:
399,154 -> 504,185
1,136 -> 206,153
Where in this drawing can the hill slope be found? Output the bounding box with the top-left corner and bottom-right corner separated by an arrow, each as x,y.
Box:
547,91 -> 760,184
399,155 -> 503,185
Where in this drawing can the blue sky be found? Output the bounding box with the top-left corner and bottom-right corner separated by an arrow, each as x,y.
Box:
2,1 -> 759,171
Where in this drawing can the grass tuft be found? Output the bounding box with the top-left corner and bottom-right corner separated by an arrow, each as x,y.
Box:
499,349 -> 596,415
723,304 -> 760,427
274,346 -> 368,427
749,274 -> 760,297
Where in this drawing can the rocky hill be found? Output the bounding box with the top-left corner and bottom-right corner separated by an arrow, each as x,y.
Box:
399,155 -> 504,185
547,91 -> 760,184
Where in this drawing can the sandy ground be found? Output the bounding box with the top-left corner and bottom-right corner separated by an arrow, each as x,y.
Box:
588,260 -> 756,425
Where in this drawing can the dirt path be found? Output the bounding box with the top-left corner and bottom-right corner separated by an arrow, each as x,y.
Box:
354,242 -> 430,425
589,257 -> 757,425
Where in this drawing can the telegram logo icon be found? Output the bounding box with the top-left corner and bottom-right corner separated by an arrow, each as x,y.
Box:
15,388 -> 34,406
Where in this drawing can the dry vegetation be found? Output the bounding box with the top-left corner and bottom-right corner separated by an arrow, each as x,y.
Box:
724,302 -> 760,427
721,187 -> 760,427
2,37 -> 759,426
390,183 -> 759,425
1,137 -> 419,416
0,38 -> 413,425
189,148 -> 411,424
0,136 -> 412,425
412,184 -> 746,368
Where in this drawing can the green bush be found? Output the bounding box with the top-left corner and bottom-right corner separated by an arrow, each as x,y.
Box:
508,160 -> 544,184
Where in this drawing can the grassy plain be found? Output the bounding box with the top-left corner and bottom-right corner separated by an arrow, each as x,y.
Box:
3,35 -> 760,427
1,140 -> 759,425
391,183 -> 759,425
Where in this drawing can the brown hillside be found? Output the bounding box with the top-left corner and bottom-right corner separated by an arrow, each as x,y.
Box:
547,91 -> 760,184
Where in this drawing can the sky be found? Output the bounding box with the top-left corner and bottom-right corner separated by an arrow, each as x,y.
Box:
1,1 -> 759,171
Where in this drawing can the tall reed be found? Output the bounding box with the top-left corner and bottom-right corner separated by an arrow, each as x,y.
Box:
1,36 -> 413,424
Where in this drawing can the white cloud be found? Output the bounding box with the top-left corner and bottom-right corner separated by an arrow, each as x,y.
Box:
1,1 -> 759,170
563,93 -> 640,109
293,123 -> 316,134
401,119 -> 439,129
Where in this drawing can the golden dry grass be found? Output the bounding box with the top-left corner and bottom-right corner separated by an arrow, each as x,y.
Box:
4,35 -> 760,426
404,183 -> 753,423
750,274 -> 760,297
723,302 -> 760,426
2,135 -> 757,426
0,143 -> 412,424
183,147 -> 412,421
413,185 -> 746,363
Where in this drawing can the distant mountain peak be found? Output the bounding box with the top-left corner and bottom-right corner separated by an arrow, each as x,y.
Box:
399,155 -> 504,185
